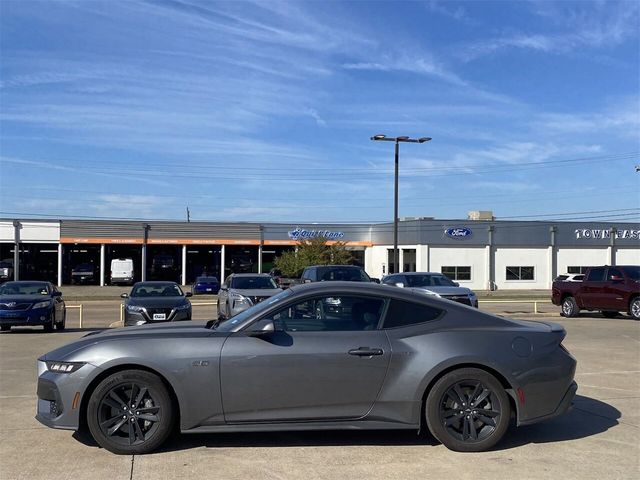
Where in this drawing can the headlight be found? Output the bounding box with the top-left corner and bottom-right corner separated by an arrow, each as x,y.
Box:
33,301 -> 52,309
230,293 -> 250,306
126,305 -> 145,313
45,361 -> 85,373
175,303 -> 191,311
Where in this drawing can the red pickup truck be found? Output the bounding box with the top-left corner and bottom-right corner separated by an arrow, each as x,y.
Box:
552,265 -> 640,319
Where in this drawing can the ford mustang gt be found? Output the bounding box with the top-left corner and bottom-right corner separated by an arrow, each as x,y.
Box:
36,282 -> 577,454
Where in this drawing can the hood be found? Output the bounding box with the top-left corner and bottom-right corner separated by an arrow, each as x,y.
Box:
0,294 -> 51,304
231,288 -> 282,297
410,286 -> 474,296
40,322 -> 215,361
127,296 -> 189,307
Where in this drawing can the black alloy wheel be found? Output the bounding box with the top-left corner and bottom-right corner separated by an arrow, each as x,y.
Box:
426,368 -> 510,452
87,370 -> 174,454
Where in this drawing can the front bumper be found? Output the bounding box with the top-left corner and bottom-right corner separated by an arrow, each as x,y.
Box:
35,360 -> 99,431
0,307 -> 52,327
124,307 -> 191,326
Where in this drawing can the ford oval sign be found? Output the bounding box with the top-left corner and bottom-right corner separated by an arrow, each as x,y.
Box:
445,227 -> 473,239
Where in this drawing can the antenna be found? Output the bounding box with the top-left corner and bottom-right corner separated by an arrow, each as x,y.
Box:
186,206 -> 191,222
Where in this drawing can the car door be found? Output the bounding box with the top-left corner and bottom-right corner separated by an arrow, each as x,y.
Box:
581,267 -> 607,309
219,293 -> 391,423
604,267 -> 627,311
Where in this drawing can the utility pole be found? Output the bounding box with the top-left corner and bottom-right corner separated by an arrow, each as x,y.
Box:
186,207 -> 191,222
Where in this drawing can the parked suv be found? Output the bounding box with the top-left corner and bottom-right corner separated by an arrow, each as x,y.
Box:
300,265 -> 374,283
218,273 -> 282,320
382,272 -> 478,307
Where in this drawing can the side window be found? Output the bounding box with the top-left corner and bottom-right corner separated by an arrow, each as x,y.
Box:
268,296 -> 385,332
383,299 -> 444,329
586,268 -> 605,282
608,268 -> 623,280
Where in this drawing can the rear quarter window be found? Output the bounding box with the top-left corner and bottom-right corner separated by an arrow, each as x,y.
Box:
383,299 -> 444,329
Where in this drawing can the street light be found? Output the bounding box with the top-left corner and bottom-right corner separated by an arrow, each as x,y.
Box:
370,134 -> 432,274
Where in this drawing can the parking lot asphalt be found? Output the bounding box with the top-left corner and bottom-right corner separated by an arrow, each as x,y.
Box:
0,309 -> 638,480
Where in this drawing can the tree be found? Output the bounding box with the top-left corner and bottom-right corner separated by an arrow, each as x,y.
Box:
274,236 -> 354,277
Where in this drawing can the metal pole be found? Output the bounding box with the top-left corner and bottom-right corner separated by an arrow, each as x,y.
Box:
13,220 -> 20,281
393,140 -> 399,274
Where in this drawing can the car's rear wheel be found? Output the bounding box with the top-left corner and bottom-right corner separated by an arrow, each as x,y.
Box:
426,368 -> 511,452
630,297 -> 640,320
561,296 -> 580,317
87,369 -> 174,455
602,311 -> 619,318
0,325 -> 10,332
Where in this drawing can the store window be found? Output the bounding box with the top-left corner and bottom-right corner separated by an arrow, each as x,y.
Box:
567,266 -> 589,274
506,266 -> 535,281
402,249 -> 416,272
441,266 -> 471,281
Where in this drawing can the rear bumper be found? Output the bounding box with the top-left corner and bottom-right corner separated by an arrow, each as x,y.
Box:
518,381 -> 578,426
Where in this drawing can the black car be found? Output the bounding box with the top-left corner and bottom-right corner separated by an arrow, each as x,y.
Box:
0,281 -> 66,332
71,263 -> 95,284
121,281 -> 192,327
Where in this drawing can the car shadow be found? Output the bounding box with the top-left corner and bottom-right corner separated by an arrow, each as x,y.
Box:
495,394 -> 620,450
91,394 -> 615,453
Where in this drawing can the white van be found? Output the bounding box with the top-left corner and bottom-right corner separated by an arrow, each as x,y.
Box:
110,258 -> 134,285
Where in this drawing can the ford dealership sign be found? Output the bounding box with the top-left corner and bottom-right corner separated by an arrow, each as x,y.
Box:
445,227 -> 473,239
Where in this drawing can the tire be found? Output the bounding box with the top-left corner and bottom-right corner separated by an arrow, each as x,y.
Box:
0,325 -> 10,332
87,369 -> 175,455
425,368 -> 511,452
561,296 -> 580,318
630,297 -> 640,321
43,313 -> 55,332
56,310 -> 66,330
602,311 -> 619,318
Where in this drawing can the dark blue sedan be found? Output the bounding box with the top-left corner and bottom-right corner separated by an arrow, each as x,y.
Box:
191,276 -> 220,295
0,281 -> 66,332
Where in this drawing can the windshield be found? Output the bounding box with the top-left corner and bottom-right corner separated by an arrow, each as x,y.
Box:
131,283 -> 183,297
214,289 -> 293,331
0,282 -> 50,295
623,266 -> 640,280
318,267 -> 370,282
406,274 -> 457,287
73,264 -> 93,272
231,276 -> 278,289
196,277 -> 218,283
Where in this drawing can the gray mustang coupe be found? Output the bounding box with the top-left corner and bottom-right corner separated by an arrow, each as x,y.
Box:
36,282 -> 577,455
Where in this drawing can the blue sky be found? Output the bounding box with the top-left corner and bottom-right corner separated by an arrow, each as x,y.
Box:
1,0 -> 638,223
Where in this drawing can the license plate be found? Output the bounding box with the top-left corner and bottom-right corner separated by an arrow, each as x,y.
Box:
206,288 -> 212,292
153,313 -> 166,321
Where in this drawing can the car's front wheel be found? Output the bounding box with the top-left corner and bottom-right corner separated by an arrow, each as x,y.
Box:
43,313 -> 55,332
630,297 -> 640,320
55,310 -> 66,330
426,368 -> 511,452
87,369 -> 175,455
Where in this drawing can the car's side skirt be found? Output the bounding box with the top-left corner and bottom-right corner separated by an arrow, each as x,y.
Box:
181,420 -> 419,434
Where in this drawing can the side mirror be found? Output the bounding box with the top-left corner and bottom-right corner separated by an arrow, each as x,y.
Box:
219,285 -> 227,291
52,291 -> 62,297
120,293 -> 129,298
247,319 -> 275,337
185,292 -> 193,297
610,275 -> 624,282
303,279 -> 312,284
394,282 -> 405,288
453,282 -> 460,287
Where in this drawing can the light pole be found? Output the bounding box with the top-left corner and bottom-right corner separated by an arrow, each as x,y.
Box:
370,134 -> 431,274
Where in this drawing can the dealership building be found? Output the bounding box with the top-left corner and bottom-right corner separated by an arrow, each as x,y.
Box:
1,217 -> 638,290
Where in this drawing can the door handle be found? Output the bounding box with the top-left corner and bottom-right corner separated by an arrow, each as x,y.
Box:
348,347 -> 383,356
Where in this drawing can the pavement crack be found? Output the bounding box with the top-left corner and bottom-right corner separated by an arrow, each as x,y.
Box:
130,454 -> 135,480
